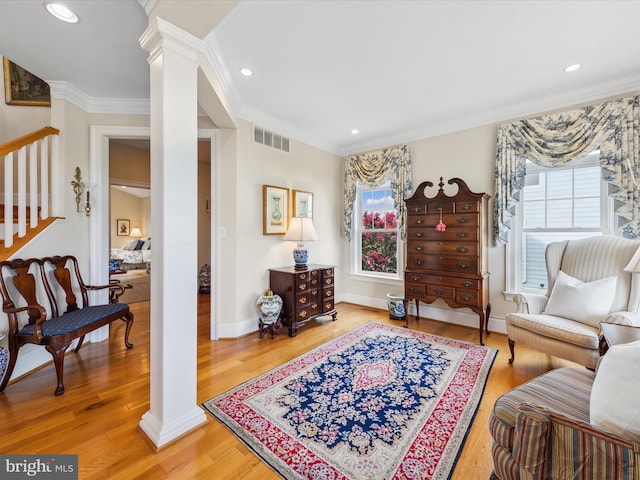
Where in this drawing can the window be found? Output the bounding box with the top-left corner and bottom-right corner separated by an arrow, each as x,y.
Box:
352,183 -> 401,280
506,150 -> 613,294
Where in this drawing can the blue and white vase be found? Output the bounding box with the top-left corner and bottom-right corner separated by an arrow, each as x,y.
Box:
386,292 -> 406,320
257,290 -> 283,325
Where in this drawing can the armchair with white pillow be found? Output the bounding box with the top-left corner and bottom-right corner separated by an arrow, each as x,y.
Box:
505,235 -> 640,369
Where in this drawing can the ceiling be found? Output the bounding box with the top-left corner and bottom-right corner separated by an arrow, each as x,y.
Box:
1,1 -> 640,156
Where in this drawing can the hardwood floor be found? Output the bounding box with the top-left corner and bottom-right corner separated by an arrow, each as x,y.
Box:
0,298 -> 576,479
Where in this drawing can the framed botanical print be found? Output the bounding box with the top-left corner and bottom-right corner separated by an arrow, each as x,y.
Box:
263,185 -> 289,235
292,190 -> 313,218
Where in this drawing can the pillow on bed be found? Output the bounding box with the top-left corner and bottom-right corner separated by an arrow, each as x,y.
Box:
141,237 -> 151,250
123,239 -> 139,250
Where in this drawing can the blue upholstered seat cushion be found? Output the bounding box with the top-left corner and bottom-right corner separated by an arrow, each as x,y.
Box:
18,303 -> 129,337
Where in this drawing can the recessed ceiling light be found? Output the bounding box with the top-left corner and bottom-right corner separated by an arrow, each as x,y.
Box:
45,3 -> 79,23
240,68 -> 253,77
564,63 -> 581,73
351,129 -> 359,135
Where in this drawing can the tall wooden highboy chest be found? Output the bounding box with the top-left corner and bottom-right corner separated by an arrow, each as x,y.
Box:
404,177 -> 491,344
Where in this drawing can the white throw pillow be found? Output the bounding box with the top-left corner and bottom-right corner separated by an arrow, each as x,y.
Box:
590,339 -> 640,441
544,270 -> 617,327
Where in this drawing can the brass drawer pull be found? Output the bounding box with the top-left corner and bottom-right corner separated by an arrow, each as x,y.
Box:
411,207 -> 422,213
299,310 -> 308,318
461,294 -> 473,301
415,232 -> 424,237
461,281 -> 473,287
410,287 -> 421,294
415,218 -> 424,224
298,283 -> 307,290
415,260 -> 424,265
457,217 -> 470,223
299,273 -> 308,280
298,296 -> 307,304
415,246 -> 424,251
434,289 -> 444,295
457,262 -> 470,269
411,275 -> 420,281
457,246 -> 469,253
462,203 -> 472,210
456,231 -> 469,238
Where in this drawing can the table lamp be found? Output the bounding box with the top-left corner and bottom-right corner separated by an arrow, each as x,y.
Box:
284,217 -> 319,269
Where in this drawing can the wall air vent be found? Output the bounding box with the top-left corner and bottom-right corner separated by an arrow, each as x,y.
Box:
253,126 -> 290,153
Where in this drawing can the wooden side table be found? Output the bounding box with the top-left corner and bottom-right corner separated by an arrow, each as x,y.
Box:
269,265 -> 337,337
599,322 -> 640,355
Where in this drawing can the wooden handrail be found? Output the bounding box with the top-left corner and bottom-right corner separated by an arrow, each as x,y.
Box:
0,126 -> 59,157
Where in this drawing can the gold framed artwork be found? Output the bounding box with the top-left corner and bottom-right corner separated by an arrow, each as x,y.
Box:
263,185 -> 289,235
3,58 -> 51,106
117,219 -> 131,236
292,190 -> 313,218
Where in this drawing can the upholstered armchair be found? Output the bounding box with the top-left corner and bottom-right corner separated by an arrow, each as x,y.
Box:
490,365 -> 640,480
505,235 -> 640,369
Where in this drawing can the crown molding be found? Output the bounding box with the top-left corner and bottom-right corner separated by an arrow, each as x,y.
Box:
48,81 -> 150,115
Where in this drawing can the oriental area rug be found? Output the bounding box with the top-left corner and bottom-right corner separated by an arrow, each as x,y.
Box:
202,321 -> 497,480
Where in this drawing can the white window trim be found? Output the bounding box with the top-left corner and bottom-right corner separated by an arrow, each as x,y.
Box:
504,154 -> 613,301
350,182 -> 403,282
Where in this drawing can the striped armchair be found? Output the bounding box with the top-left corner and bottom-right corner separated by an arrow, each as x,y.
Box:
506,235 -> 640,369
490,367 -> 640,480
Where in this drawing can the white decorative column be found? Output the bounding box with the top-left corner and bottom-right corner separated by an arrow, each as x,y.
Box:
139,17 -> 207,448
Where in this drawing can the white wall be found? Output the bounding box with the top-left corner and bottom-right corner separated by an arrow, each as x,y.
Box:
216,119 -> 342,337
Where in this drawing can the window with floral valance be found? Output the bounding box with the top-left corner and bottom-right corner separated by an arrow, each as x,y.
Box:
494,95 -> 640,246
343,145 -> 413,241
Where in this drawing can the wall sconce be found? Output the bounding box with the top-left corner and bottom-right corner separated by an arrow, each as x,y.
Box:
71,166 -> 84,213
71,166 -> 92,216
84,189 -> 91,216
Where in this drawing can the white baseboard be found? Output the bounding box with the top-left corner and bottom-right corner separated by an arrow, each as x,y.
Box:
340,292 -> 507,335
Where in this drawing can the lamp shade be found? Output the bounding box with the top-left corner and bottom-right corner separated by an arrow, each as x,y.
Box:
284,217 -> 319,269
130,227 -> 143,238
283,217 -> 319,242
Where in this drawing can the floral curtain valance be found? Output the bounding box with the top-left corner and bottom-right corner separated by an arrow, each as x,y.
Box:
343,145 -> 413,241
494,95 -> 640,246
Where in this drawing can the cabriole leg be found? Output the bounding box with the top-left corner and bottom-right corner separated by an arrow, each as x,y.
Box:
508,338 -> 515,364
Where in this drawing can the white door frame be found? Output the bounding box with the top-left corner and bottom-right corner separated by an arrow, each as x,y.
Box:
89,125 -> 219,339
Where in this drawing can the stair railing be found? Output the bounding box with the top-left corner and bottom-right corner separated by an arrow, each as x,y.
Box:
0,126 -> 60,248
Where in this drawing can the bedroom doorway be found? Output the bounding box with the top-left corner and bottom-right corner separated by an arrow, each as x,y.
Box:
107,131 -> 217,340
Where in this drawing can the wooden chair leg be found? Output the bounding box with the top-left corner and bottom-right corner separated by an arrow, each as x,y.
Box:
0,343 -> 18,392
508,338 -> 515,364
45,341 -> 72,396
122,313 -> 134,348
74,335 -> 86,353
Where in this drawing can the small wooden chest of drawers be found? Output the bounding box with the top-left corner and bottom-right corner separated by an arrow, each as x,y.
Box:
404,178 -> 491,344
269,265 -> 337,337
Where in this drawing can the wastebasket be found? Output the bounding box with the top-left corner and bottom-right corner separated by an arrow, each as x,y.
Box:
386,293 -> 406,320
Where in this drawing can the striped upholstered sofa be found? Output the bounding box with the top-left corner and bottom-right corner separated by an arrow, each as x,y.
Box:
490,366 -> 640,479
505,235 -> 640,369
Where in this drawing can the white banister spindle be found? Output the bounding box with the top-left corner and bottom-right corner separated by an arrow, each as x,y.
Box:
4,152 -> 13,247
40,137 -> 49,219
29,141 -> 38,228
50,134 -> 60,216
17,145 -> 26,238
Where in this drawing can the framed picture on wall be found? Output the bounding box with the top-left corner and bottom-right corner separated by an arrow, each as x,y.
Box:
117,219 -> 130,236
263,185 -> 289,235
3,58 -> 51,106
292,190 -> 313,218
